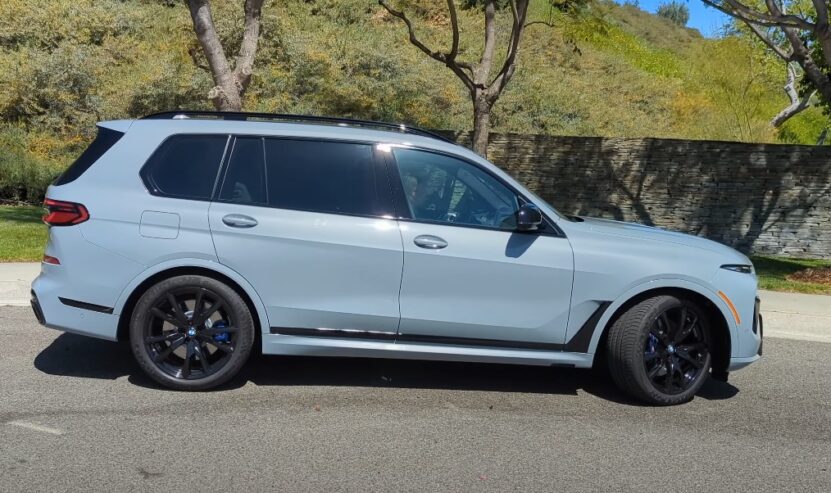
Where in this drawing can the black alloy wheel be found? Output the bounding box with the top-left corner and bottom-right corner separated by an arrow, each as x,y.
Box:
607,295 -> 713,405
130,275 -> 255,390
643,305 -> 710,395
142,287 -> 237,380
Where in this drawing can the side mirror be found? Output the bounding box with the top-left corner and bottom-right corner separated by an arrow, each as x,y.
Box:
516,203 -> 543,231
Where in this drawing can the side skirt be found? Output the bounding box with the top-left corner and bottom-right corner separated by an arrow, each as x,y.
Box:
263,329 -> 594,369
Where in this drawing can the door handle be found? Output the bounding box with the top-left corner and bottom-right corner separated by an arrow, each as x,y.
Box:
222,214 -> 258,228
413,235 -> 448,250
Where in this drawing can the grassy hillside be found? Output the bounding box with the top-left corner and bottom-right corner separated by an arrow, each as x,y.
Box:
0,0 -> 826,200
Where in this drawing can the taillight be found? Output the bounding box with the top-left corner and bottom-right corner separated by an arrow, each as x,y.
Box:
43,199 -> 89,226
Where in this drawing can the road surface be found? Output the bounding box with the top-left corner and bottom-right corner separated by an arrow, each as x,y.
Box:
1,306 -> 829,491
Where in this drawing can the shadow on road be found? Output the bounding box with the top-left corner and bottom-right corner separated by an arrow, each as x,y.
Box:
34,333 -> 739,405
34,333 -> 136,380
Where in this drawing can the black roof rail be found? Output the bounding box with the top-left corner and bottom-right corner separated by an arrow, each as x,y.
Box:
141,110 -> 454,144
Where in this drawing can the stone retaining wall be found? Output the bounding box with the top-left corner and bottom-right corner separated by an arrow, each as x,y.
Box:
444,131 -> 831,258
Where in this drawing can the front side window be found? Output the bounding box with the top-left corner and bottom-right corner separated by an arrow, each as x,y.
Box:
263,139 -> 382,216
142,134 -> 228,200
393,148 -> 520,230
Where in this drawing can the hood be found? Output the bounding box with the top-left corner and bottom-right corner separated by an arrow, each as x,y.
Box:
575,217 -> 750,263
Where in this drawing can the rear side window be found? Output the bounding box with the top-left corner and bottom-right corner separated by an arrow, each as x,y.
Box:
54,127 -> 124,186
141,135 -> 228,200
261,139 -> 383,216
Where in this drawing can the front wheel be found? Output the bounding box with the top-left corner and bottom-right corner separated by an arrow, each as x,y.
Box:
129,275 -> 255,390
606,295 -> 712,405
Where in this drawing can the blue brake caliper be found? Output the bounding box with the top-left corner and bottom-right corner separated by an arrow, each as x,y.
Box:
646,333 -> 659,361
212,321 -> 230,343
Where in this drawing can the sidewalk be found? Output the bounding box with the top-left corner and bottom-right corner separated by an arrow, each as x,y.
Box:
757,290 -> 831,344
0,262 -> 39,307
1,262 -> 828,343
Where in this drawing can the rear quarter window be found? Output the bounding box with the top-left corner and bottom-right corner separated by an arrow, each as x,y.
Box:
141,134 -> 229,200
54,127 -> 124,186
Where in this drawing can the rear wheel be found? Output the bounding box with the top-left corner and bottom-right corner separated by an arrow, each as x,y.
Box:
607,295 -> 711,405
129,275 -> 255,390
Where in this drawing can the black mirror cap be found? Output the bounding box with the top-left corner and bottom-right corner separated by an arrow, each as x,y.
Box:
516,203 -> 543,231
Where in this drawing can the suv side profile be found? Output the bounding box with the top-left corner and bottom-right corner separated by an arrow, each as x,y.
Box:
31,111 -> 762,405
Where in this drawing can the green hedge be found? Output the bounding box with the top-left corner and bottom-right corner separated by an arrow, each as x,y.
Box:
0,127 -> 60,203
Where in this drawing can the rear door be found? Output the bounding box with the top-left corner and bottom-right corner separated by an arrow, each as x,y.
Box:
208,136 -> 403,335
388,147 -> 574,348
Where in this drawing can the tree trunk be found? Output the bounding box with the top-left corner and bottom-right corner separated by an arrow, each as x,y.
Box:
472,98 -> 491,158
187,0 -> 264,112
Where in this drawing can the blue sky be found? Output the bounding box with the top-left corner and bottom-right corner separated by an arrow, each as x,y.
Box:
617,0 -> 732,37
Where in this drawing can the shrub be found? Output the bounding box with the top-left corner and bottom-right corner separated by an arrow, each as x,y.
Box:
657,1 -> 689,27
0,127 -> 60,203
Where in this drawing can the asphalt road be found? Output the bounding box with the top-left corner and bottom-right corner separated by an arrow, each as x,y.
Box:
1,306 -> 829,492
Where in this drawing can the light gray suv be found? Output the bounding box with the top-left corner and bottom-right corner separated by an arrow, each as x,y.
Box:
31,111 -> 762,405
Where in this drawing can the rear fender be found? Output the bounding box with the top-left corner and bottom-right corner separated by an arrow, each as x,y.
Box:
113,258 -> 271,335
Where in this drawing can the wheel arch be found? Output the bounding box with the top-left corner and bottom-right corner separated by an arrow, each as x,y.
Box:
114,260 -> 270,343
588,282 -> 734,377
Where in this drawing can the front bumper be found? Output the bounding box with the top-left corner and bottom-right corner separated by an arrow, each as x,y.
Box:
754,296 -> 763,356
728,296 -> 763,371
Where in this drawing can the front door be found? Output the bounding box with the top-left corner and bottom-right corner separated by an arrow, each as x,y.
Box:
389,147 -> 574,348
209,136 -> 403,334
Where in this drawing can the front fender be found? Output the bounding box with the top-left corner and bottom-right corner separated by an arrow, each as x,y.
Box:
582,277 -> 740,357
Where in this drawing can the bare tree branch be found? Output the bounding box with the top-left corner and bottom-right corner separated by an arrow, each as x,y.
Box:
379,0 -> 474,91
707,0 -> 831,120
745,22 -> 792,61
378,0 -> 537,157
233,0 -> 265,96
524,20 -> 555,28
700,0 -> 813,29
490,0 -> 530,100
812,0 -> 829,27
446,0 -> 460,62
772,63 -> 814,127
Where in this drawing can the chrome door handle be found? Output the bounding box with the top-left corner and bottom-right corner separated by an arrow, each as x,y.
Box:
222,214 -> 258,228
413,235 -> 448,250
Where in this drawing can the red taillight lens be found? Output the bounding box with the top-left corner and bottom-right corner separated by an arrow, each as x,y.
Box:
43,199 -> 89,226
42,255 -> 60,265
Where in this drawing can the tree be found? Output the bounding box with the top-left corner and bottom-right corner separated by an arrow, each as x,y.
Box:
657,2 -> 690,26
701,0 -> 831,121
378,0 -> 536,157
186,0 -> 266,111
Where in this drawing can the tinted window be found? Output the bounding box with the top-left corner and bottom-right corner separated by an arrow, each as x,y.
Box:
219,137 -> 266,204
54,127 -> 124,186
142,135 -> 228,200
394,148 -> 519,230
263,139 -> 381,216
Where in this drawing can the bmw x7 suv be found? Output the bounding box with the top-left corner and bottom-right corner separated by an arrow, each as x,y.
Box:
31,111 -> 762,405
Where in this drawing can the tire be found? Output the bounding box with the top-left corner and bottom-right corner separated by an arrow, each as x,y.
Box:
607,295 -> 712,405
129,275 -> 255,390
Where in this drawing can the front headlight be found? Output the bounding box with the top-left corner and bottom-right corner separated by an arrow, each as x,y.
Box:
721,264 -> 753,274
